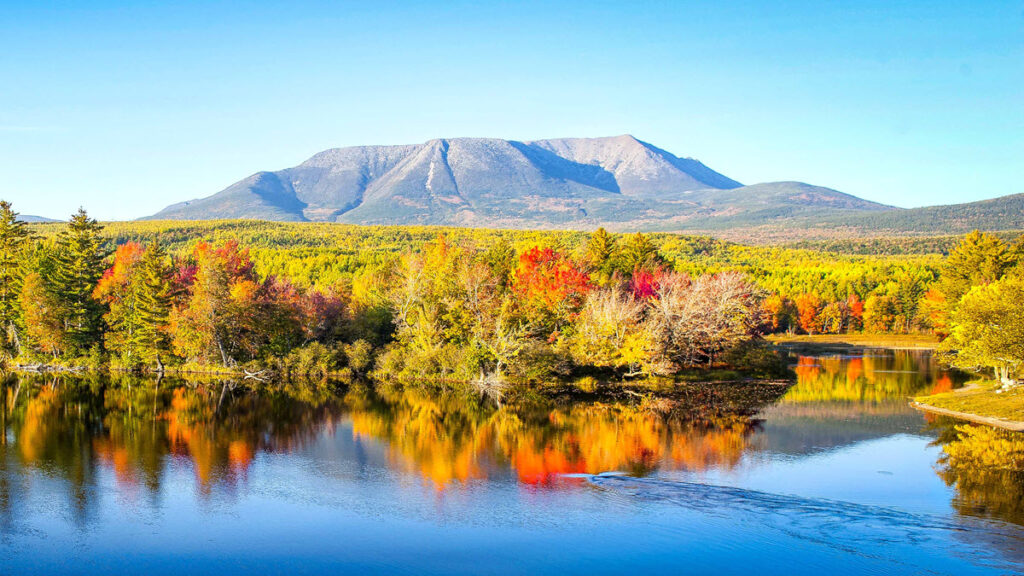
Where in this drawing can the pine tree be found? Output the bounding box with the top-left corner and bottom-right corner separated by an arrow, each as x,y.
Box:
586,227 -> 615,268
0,201 -> 31,351
938,230 -> 1012,304
620,232 -> 659,272
51,208 -> 107,356
136,242 -> 174,371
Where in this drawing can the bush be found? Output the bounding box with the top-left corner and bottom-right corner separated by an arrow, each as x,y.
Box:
722,340 -> 788,378
342,339 -> 374,374
573,376 -> 599,394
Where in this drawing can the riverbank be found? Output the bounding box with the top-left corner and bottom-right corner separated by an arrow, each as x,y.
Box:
913,381 -> 1024,432
767,333 -> 940,353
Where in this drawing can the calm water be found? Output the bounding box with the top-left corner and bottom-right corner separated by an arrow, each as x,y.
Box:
2,350 -> 1022,575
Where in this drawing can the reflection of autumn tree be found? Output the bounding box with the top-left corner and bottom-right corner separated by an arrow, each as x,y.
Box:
3,374 -> 781,501
347,386 -> 499,487
784,351 -> 955,404
937,424 -> 1024,526
347,385 -> 764,489
2,375 -> 341,501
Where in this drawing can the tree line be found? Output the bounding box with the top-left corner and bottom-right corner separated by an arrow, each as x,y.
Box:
0,203 -> 771,383
4,201 -> 1019,384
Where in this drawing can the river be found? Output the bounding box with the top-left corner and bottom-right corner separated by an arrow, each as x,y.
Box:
1,349 -> 1021,574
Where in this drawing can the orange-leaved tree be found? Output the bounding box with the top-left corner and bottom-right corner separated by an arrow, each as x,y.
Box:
512,246 -> 591,336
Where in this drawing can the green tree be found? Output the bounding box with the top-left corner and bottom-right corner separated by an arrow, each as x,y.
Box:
0,201 -> 31,352
940,276 -> 1024,385
94,241 -> 174,370
51,208 -> 107,355
136,242 -> 174,370
937,231 -> 1012,306
619,232 -> 659,272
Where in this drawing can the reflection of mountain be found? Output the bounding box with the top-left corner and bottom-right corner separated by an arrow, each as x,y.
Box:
755,403 -> 933,457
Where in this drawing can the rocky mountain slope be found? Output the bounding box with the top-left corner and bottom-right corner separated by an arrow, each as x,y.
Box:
147,135 -> 893,229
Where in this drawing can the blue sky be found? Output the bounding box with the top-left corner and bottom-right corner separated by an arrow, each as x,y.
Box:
0,1 -> 1021,220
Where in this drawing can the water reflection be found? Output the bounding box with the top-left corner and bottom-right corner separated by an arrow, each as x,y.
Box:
0,375 -> 785,501
1,353 -> 1023,536
931,421 -> 1024,526
770,349 -> 1024,529
785,350 -> 958,405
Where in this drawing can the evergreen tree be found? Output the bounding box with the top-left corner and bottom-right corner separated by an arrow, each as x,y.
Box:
136,242 -> 174,370
586,227 -> 615,268
51,208 -> 107,355
0,201 -> 31,351
937,230 -> 1012,305
620,232 -> 660,273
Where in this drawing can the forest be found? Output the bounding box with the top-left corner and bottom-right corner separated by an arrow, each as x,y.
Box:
0,201 -> 1021,388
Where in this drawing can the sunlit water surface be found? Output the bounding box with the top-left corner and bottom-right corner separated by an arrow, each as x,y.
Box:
2,350 -> 1022,575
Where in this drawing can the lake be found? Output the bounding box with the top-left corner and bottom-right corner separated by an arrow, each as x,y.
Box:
2,350 -> 1022,575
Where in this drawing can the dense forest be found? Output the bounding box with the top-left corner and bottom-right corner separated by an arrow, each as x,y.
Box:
1,202 -> 1022,387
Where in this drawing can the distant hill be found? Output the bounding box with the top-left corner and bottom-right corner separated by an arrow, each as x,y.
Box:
839,193 -> 1024,234
146,136 -> 891,228
683,192 -> 1024,243
146,135 -> 1020,238
21,214 -> 61,223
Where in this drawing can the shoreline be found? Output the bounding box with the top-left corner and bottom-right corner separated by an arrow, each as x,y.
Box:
767,333 -> 939,351
910,401 -> 1024,432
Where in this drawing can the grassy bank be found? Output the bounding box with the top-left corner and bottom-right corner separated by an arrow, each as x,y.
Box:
913,381 -> 1024,432
767,333 -> 939,351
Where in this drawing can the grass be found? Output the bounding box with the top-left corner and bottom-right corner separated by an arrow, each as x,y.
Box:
767,333 -> 939,350
915,380 -> 1024,424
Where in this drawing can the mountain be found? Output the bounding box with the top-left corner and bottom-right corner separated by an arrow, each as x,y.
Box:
148,135 -> 893,229
839,193 -> 1024,235
21,214 -> 61,223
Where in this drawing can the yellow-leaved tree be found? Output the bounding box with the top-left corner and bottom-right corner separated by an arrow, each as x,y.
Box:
940,276 -> 1024,386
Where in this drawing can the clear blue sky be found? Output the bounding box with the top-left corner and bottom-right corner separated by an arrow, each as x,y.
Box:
1,1 -> 1021,220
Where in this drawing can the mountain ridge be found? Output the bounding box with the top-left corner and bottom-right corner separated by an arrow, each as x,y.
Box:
147,135 -> 895,229
146,135 -> 1021,236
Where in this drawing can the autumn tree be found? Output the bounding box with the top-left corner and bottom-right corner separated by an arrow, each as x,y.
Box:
817,301 -> 848,334
762,294 -> 796,333
646,271 -> 763,369
512,246 -> 591,336
933,231 -> 1014,327
619,232 -> 660,272
94,242 -> 146,365
0,201 -> 31,352
171,241 -> 260,366
94,241 -> 175,370
794,293 -> 822,334
586,227 -> 617,283
940,276 -> 1024,386
19,247 -> 63,357
863,294 -> 898,333
135,242 -> 175,369
846,294 -> 864,332
567,285 -> 656,376
384,237 -> 474,377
